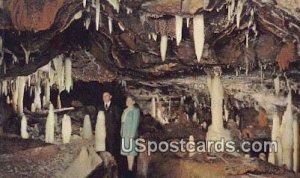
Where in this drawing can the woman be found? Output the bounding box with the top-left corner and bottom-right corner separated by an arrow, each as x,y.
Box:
120,95 -> 140,173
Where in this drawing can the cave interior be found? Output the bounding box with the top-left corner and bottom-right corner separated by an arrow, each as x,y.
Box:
0,0 -> 300,177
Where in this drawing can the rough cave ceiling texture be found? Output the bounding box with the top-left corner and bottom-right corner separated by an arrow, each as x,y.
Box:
0,0 -> 299,99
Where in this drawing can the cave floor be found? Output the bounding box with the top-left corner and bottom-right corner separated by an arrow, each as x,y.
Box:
0,135 -> 102,178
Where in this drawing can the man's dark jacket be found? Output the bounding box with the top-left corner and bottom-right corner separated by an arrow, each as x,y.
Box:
98,103 -> 121,158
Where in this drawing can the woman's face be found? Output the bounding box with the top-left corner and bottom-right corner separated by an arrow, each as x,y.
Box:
126,97 -> 135,107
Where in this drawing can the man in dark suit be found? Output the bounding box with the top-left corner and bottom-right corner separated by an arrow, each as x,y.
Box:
100,91 -> 121,158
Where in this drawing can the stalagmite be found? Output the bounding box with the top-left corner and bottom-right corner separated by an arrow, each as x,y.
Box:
157,106 -> 168,125
63,146 -> 102,178
6,95 -> 10,104
62,114 -> 72,144
31,103 -> 36,112
17,77 -> 26,114
160,35 -> 168,62
107,0 -> 120,13
21,115 -> 29,139
187,135 -> 196,157
82,115 -> 93,139
293,119 -> 299,173
108,16 -> 113,34
280,91 -> 294,170
236,0 -> 246,28
83,0 -> 87,8
206,73 -> 231,151
65,58 -> 73,93
193,15 -> 205,62
95,111 -> 106,151
151,97 -> 156,118
45,104 -> 55,143
268,113 -> 280,165
175,15 -> 183,46
95,0 -> 101,31
57,94 -> 62,109
274,76 -> 280,96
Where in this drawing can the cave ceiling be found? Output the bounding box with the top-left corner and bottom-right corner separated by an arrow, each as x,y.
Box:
0,0 -> 299,101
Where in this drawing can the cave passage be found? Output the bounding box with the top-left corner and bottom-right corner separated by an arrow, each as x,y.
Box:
0,0 -> 300,178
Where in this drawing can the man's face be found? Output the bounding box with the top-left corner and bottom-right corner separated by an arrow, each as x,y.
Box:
103,92 -> 112,103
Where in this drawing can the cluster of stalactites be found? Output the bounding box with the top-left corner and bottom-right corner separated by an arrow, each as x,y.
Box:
158,14 -> 205,62
82,0 -> 120,31
0,54 -> 73,115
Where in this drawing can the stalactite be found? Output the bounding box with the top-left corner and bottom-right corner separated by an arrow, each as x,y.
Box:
34,84 -> 42,111
44,79 -> 51,107
45,104 -> 55,143
160,35 -> 168,62
107,0 -> 120,13
2,80 -> 7,96
193,15 -> 205,62
95,0 -> 101,31
245,32 -> 249,48
62,114 -> 72,144
83,0 -> 87,8
0,36 -> 3,65
186,18 -> 190,28
17,77 -> 26,114
274,76 -> 280,96
236,0 -> 246,28
82,115 -> 93,139
224,104 -> 229,122
126,7 -> 132,14
95,111 -> 106,151
21,44 -> 30,64
108,16 -> 113,34
27,75 -> 31,87
175,15 -> 183,46
53,55 -> 65,92
65,58 -> 73,93
57,94 -> 62,109
21,115 -> 29,139
3,61 -> 6,74
73,11 -> 83,20
12,80 -> 19,112
293,119 -> 299,173
227,0 -> 235,22
280,91 -> 294,170
151,97 -> 156,118
151,33 -> 157,41
118,22 -> 125,31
